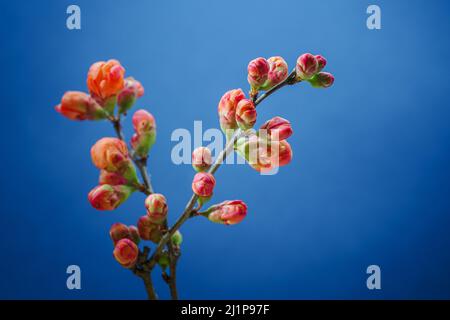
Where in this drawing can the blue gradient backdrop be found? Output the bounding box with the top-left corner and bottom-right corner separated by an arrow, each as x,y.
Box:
1,0 -> 450,299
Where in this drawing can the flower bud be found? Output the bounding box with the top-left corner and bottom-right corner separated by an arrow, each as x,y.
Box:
308,72 -> 335,88
218,89 -> 246,132
91,138 -> 138,183
260,116 -> 293,141
236,99 -> 257,130
99,170 -> 128,186
296,53 -> 319,80
192,172 -> 216,198
87,59 -> 125,100
118,77 -> 144,114
171,230 -> 183,247
315,55 -> 327,72
113,238 -> 138,268
91,137 -> 130,172
128,226 -> 141,245
277,140 -> 293,166
204,200 -> 247,225
88,184 -> 133,211
137,215 -> 163,243
55,91 -> 108,121
132,109 -> 156,135
261,56 -> 289,90
109,223 -> 130,245
247,57 -> 270,90
145,193 -> 168,224
192,147 -> 212,172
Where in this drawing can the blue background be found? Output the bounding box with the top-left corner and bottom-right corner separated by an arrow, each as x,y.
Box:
1,0 -> 450,299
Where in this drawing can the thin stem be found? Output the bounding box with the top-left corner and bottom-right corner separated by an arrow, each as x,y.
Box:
140,271 -> 158,300
146,70 -> 299,270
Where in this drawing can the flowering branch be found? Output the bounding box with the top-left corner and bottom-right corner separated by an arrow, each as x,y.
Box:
54,53 -> 334,300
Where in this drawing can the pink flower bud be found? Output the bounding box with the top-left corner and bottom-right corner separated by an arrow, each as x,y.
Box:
91,137 -> 130,172
132,109 -> 156,135
261,56 -> 289,90
99,170 -> 128,186
117,77 -> 144,114
55,91 -> 107,121
137,215 -> 163,243
247,57 -> 270,89
88,184 -> 133,211
192,172 -> 216,197
205,200 -> 247,225
236,99 -> 257,130
260,116 -> 293,141
145,193 -> 168,224
192,147 -> 212,172
309,72 -> 335,88
113,238 -> 138,268
296,53 -> 319,80
218,89 -> 246,132
315,55 -> 327,72
87,59 -> 125,100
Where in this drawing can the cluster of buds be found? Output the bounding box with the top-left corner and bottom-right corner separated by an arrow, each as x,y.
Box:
110,223 -> 140,268
236,116 -> 293,173
131,109 -> 156,158
88,137 -> 138,210
295,53 -> 334,88
136,193 -> 170,244
56,59 -> 145,120
247,56 -> 289,97
218,89 -> 257,139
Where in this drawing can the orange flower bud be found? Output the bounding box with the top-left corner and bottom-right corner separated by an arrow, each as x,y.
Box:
247,57 -> 270,90
109,223 -> 140,245
117,77 -> 144,114
260,56 -> 289,90
91,137 -> 130,172
55,91 -> 107,121
113,238 -> 138,268
87,59 -> 125,100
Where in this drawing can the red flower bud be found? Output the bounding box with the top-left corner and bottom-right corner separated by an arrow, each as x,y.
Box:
88,184 -> 133,211
113,238 -> 138,268
87,59 -> 125,100
205,200 -> 247,225
261,56 -> 289,90
192,147 -> 212,172
277,140 -> 293,166
236,99 -> 257,130
137,215 -> 163,243
296,53 -> 319,80
192,172 -> 216,197
55,91 -> 107,121
309,72 -> 335,88
218,89 -> 246,132
247,57 -> 270,89
145,193 -> 168,224
260,116 -> 293,141
117,77 -> 144,114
